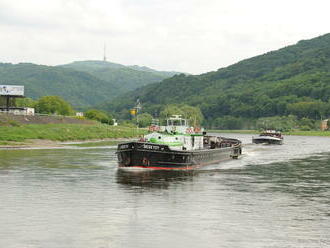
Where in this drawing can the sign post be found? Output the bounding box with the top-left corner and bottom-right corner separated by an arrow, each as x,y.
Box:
0,85 -> 25,112
0,85 -> 24,96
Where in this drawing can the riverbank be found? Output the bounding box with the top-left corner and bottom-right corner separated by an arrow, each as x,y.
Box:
209,130 -> 259,134
210,129 -> 330,136
0,123 -> 146,148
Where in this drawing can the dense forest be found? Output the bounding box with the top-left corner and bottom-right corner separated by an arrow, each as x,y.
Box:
0,61 -> 178,108
103,33 -> 330,129
59,60 -> 179,96
0,63 -> 114,107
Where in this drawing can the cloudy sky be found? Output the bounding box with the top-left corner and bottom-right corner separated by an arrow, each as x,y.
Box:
0,0 -> 329,74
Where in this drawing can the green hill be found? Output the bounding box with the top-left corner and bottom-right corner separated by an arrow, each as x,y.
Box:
59,60 -> 179,96
0,61 -> 179,108
0,63 -> 116,107
104,33 -> 330,125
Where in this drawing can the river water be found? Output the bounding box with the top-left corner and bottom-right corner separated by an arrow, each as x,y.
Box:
0,134 -> 330,248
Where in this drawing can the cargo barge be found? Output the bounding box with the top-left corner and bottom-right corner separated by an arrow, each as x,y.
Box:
117,115 -> 242,170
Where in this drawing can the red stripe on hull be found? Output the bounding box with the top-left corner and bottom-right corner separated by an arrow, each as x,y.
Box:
120,166 -> 197,170
118,159 -> 228,170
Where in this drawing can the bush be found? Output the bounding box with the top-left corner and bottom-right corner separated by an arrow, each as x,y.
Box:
85,109 -> 113,124
133,113 -> 153,127
35,96 -> 74,116
256,115 -> 298,131
120,120 -> 136,127
300,125 -> 311,131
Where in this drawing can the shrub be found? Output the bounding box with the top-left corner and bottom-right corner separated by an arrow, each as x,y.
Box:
84,109 -> 113,124
35,96 -> 74,116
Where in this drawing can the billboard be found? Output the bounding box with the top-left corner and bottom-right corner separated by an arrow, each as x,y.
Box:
0,85 -> 24,96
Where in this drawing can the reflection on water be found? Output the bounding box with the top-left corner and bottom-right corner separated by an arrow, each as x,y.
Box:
0,134 -> 330,248
116,169 -> 197,189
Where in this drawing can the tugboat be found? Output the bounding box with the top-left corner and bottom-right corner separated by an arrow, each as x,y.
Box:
117,115 -> 242,170
252,130 -> 283,145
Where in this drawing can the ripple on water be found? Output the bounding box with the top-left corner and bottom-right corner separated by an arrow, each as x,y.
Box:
0,134 -> 330,247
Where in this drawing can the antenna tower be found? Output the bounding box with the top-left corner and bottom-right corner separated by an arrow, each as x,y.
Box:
103,44 -> 107,61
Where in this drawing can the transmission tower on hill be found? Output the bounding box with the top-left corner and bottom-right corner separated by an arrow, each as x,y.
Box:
103,44 -> 107,62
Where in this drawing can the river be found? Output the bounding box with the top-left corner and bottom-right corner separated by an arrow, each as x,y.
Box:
0,134 -> 329,248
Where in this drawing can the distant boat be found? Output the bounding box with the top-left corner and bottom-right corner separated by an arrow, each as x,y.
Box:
117,115 -> 242,170
252,130 -> 283,145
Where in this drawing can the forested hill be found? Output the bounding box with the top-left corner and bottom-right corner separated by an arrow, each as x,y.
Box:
59,60 -> 180,96
0,61 -> 179,108
0,63 -> 117,107
105,33 -> 330,123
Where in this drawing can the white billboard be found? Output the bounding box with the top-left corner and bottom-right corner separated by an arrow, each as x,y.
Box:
0,85 -> 24,96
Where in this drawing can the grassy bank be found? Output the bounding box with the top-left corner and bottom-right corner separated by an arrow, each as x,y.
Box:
0,123 -> 147,143
284,130 -> 330,136
209,129 -> 330,136
64,140 -> 122,147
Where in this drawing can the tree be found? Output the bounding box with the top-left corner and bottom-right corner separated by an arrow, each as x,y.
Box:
15,97 -> 37,108
256,115 -> 298,131
85,109 -> 113,124
160,104 -> 204,126
212,116 -> 245,130
287,101 -> 326,119
35,96 -> 74,115
133,113 -> 153,127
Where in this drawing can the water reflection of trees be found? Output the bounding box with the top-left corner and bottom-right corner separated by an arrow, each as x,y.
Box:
116,169 -> 197,189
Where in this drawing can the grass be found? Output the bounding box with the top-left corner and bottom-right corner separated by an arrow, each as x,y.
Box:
65,140 -> 122,147
0,123 -> 147,142
284,130 -> 330,136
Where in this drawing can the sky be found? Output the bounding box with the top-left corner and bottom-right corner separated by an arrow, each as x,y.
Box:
0,0 -> 329,74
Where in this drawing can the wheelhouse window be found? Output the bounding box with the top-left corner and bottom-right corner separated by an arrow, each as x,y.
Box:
167,119 -> 187,126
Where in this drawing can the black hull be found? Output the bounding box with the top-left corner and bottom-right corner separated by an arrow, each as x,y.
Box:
117,142 -> 242,170
252,138 -> 283,145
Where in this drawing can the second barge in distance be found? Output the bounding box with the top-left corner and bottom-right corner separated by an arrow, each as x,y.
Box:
117,115 -> 242,170
252,130 -> 283,145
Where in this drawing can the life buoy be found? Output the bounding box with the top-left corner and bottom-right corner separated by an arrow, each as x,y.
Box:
186,128 -> 193,134
149,125 -> 160,132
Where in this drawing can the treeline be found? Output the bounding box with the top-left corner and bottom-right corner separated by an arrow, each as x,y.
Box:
0,96 -> 114,125
130,104 -> 321,131
128,104 -> 203,128
209,115 -> 320,131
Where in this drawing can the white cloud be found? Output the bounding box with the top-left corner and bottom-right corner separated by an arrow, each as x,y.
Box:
0,0 -> 329,74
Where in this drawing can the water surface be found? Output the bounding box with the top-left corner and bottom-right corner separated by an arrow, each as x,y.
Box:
0,134 -> 330,248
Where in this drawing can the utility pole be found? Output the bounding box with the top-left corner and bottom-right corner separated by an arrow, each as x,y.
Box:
135,99 -> 142,129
